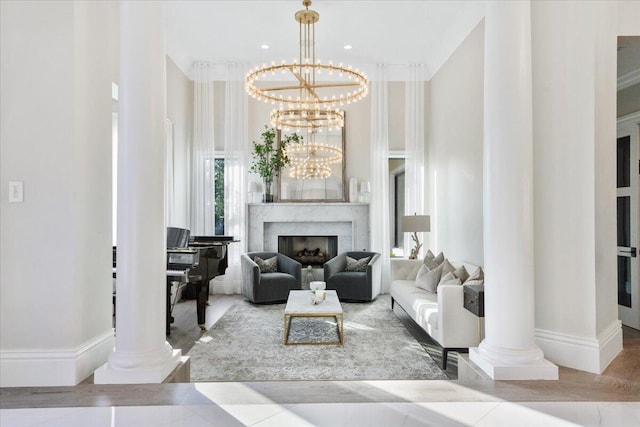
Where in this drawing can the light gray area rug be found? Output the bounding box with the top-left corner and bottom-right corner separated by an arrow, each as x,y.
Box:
187,295 -> 448,381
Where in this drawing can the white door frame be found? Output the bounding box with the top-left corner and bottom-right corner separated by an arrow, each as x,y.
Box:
617,111 -> 640,329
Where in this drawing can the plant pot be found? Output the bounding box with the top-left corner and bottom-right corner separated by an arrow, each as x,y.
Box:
263,179 -> 274,203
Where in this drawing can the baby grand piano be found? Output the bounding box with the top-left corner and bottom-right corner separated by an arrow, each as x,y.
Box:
113,228 -> 236,336
167,234 -> 236,335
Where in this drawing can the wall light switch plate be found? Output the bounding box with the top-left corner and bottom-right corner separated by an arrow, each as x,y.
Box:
9,181 -> 24,203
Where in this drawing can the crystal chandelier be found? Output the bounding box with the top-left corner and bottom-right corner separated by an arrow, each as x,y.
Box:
245,0 -> 368,132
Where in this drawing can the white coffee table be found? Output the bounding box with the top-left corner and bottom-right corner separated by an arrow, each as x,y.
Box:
284,290 -> 344,345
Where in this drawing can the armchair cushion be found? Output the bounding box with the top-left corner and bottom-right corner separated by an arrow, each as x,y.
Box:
255,256 -> 277,273
345,256 -> 371,272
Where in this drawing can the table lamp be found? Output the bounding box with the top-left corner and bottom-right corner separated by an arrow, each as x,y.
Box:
402,214 -> 431,259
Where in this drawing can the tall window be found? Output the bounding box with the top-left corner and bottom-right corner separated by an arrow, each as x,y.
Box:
394,171 -> 405,248
214,158 -> 224,235
389,156 -> 405,256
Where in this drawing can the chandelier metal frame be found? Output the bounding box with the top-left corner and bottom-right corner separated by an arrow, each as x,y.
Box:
286,140 -> 341,180
245,0 -> 368,132
270,108 -> 344,131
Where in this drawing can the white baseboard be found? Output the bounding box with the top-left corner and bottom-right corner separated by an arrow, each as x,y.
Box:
535,320 -> 623,374
0,329 -> 114,387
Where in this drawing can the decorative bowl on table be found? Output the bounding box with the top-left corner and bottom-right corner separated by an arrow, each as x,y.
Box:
310,281 -> 326,291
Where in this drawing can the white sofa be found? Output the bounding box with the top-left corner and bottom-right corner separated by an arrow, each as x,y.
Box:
390,258 -> 483,369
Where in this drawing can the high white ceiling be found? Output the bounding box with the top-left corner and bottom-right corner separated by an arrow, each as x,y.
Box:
166,0 -> 487,80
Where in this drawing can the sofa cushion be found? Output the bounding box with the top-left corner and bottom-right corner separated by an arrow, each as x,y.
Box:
454,265 -> 470,283
440,259 -> 455,278
345,256 -> 371,272
255,256 -> 277,273
390,280 -> 438,335
424,251 -> 446,270
423,250 -> 435,262
424,258 -> 441,270
415,263 -> 442,293
439,271 -> 462,287
465,266 -> 484,283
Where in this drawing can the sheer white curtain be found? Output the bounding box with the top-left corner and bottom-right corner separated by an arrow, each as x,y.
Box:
404,64 -> 427,257
191,62 -> 215,235
370,64 -> 392,292
223,63 -> 249,294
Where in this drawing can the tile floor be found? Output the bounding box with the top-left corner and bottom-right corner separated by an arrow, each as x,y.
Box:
2,381 -> 639,426
2,295 -> 639,426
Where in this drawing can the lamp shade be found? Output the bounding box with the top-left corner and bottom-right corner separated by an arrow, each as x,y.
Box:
402,215 -> 431,232
360,181 -> 371,193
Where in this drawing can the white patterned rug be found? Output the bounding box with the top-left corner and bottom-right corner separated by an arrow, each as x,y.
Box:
187,295 -> 448,381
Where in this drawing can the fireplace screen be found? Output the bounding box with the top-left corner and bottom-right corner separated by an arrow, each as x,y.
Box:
278,235 -> 338,267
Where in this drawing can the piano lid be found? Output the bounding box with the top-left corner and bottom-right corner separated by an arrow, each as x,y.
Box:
189,235 -> 236,242
188,236 -> 238,246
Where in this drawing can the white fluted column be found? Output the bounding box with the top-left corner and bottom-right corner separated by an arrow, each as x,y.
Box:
469,0 -> 557,380
94,0 -> 181,384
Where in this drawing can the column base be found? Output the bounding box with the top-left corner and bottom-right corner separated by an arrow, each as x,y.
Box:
469,347 -> 559,380
94,349 -> 182,384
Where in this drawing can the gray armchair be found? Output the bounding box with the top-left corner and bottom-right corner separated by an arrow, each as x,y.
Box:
323,251 -> 381,302
241,252 -> 302,303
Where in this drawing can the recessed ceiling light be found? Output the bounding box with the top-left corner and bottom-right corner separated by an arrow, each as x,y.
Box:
261,44 -> 270,49
344,44 -> 353,50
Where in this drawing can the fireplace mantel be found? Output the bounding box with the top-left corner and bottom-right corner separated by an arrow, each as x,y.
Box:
247,203 -> 370,254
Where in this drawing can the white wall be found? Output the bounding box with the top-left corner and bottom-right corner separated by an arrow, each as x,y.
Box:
531,0 -> 625,373
166,57 -> 193,228
388,82 -> 406,151
0,1 -> 116,386
426,22 -> 485,266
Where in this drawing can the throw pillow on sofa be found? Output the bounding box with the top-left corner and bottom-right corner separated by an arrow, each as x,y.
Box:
415,263 -> 441,293
255,256 -> 277,273
416,259 -> 455,293
423,249 -> 436,262
454,265 -> 470,283
439,259 -> 455,279
345,256 -> 371,272
465,266 -> 484,283
438,271 -> 462,287
423,250 -> 445,270
433,251 -> 445,265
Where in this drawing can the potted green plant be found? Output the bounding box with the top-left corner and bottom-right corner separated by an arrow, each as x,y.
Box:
249,126 -> 303,202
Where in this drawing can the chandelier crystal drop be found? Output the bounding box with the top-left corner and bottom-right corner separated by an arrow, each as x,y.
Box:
245,0 -> 368,130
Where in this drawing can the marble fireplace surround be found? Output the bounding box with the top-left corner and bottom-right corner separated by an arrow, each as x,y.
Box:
247,203 -> 370,255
